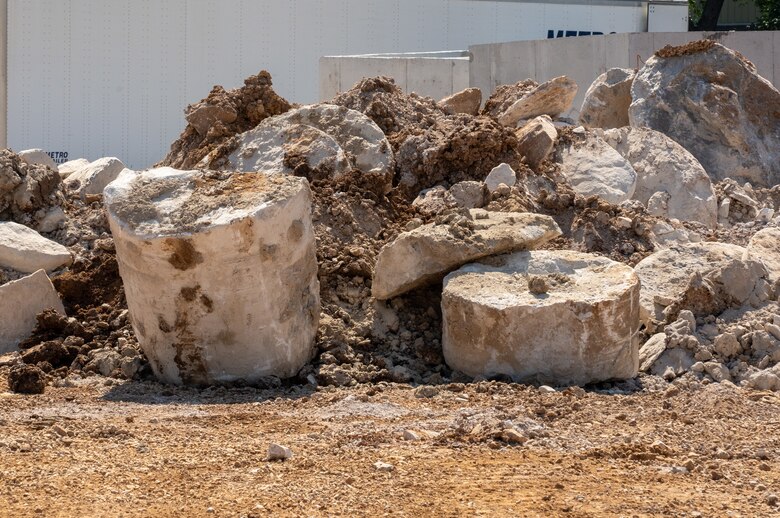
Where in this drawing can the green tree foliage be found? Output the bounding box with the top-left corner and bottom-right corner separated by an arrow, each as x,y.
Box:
755,0 -> 780,29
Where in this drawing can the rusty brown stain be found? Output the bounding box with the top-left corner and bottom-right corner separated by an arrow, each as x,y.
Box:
164,238 -> 204,271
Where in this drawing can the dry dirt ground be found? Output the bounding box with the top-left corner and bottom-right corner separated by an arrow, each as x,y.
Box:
1,373 -> 779,517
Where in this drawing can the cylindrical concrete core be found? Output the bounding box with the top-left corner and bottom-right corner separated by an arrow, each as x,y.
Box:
442,250 -> 640,386
104,167 -> 320,385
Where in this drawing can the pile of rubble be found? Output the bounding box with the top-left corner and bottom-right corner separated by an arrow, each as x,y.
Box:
2,40 -> 780,395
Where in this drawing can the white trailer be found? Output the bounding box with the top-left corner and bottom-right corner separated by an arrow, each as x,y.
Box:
3,0 -> 683,168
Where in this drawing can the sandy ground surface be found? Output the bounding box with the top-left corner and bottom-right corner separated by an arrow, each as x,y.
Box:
1,372 -> 780,518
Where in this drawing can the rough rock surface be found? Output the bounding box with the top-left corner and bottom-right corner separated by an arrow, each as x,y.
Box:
0,149 -> 62,228
58,158 -> 90,179
0,270 -> 65,353
373,210 -> 561,300
629,41 -> 780,187
105,168 -> 319,385
0,221 -> 72,272
438,88 -> 482,116
442,250 -> 639,385
558,132 -> 637,204
515,115 -> 557,170
19,149 -> 57,170
64,157 -> 127,199
745,227 -> 780,284
495,76 -> 578,127
209,104 -> 395,194
159,71 -> 292,169
579,68 -> 635,129
484,163 -> 517,192
634,242 -> 771,326
602,126 -> 718,227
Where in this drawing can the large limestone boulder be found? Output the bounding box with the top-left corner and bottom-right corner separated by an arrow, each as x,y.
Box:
745,228 -> 780,284
629,41 -> 780,187
497,76 -> 578,127
559,132 -> 637,204
104,168 -> 320,385
0,221 -> 72,272
602,127 -> 717,227
18,149 -> 57,170
442,250 -> 640,385
216,104 -> 394,193
516,115 -> 557,170
579,68 -> 635,130
634,242 -> 771,326
58,158 -> 90,179
438,88 -> 482,116
0,270 -> 65,353
372,210 -> 561,300
64,157 -> 127,199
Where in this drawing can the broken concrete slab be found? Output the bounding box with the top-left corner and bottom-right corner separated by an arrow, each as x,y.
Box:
372,210 -> 561,300
442,249 -> 640,385
0,221 -> 72,272
0,270 -> 65,353
104,167 -> 320,385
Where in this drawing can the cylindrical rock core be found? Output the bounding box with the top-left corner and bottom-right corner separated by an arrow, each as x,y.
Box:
104,167 -> 319,385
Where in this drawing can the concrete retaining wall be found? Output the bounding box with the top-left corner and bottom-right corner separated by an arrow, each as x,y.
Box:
320,52 -> 470,102
470,31 -> 780,119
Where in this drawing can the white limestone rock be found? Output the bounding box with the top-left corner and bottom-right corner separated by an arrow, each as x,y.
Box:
448,181 -> 485,209
104,168 -> 320,385
745,227 -> 780,284
372,210 -> 561,300
18,149 -> 57,170
219,104 -> 394,194
497,76 -> 578,127
634,242 -> 771,326
0,221 -> 72,272
442,250 -> 640,385
485,163 -> 517,192
602,126 -> 717,228
64,157 -> 127,199
639,333 -> 667,372
629,42 -> 780,187
579,68 -> 635,130
438,88 -> 482,116
0,270 -> 65,353
57,158 -> 91,179
559,133 -> 637,204
516,115 -> 557,170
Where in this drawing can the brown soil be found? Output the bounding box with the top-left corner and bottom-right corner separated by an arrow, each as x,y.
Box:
0,375 -> 779,516
0,148 -> 63,227
158,71 -> 292,169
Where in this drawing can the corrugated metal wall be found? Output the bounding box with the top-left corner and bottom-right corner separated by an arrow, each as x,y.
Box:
6,0 -> 647,168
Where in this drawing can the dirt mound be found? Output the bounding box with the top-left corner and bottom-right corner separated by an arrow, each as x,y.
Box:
0,148 -> 62,228
481,79 -> 538,119
329,76 -> 444,149
158,71 -> 292,168
396,115 -> 525,198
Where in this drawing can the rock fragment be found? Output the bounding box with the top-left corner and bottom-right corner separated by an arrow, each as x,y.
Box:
438,87 -> 482,116
104,168 -> 320,385
558,132 -> 637,204
448,181 -> 485,209
8,363 -> 46,394
601,126 -> 717,227
0,221 -> 72,272
57,158 -> 90,179
18,149 -> 57,170
268,444 -> 293,461
484,163 -> 517,192
372,210 -> 561,300
515,115 -> 557,170
0,270 -> 65,353
579,68 -> 635,129
442,250 -> 640,385
745,228 -> 780,284
639,333 -> 667,372
629,41 -> 780,186
496,76 -> 578,127
64,157 -> 127,199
